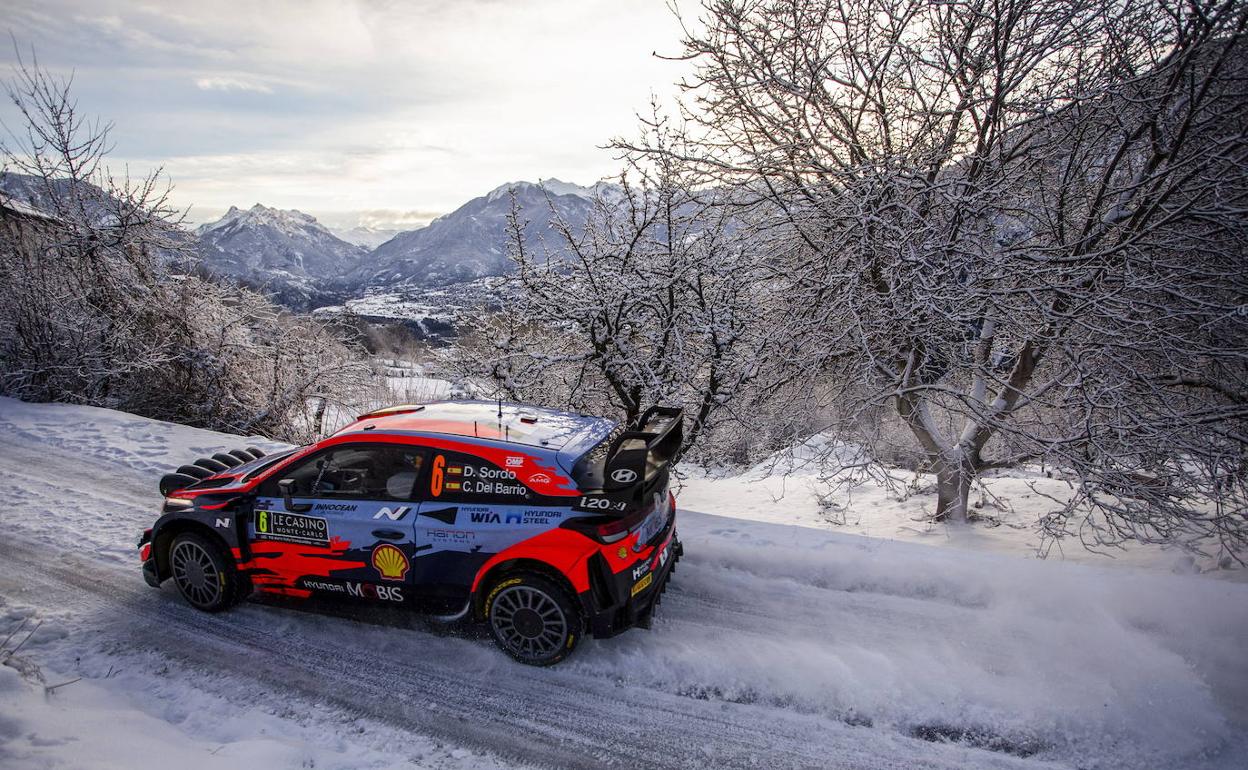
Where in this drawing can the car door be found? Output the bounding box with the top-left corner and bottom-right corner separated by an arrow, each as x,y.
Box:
251,442 -> 426,602
409,448 -> 565,602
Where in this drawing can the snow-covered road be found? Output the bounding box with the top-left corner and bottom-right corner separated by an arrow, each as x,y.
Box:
1,398 -> 1245,769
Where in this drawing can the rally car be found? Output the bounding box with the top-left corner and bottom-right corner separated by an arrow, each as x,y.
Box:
138,400 -> 683,665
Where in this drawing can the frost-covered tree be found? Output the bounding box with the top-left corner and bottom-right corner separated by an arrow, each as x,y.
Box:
469,119 -> 775,457
0,50 -> 378,442
621,0 -> 1248,557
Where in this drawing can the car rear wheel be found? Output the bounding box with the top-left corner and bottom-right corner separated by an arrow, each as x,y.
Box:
485,573 -> 581,666
169,532 -> 240,612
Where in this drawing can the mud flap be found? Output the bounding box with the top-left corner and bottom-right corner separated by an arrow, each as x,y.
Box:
142,558 -> 161,587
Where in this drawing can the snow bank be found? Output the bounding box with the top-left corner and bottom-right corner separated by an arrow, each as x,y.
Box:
678,453 -> 1244,576
1,397 -> 1245,769
577,514 -> 1248,768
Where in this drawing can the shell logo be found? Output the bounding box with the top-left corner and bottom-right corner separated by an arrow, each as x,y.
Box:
371,544 -> 409,581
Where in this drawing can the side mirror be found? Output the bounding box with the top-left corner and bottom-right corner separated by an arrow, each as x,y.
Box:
278,478 -> 312,513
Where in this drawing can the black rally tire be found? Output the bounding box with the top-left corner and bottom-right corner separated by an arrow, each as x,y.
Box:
484,572 -> 582,666
168,532 -> 242,613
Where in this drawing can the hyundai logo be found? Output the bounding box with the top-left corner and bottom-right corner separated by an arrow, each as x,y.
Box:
610,468 -> 638,483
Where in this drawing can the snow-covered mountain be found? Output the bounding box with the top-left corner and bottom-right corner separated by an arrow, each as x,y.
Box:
329,225 -> 400,250
351,179 -> 602,289
194,204 -> 366,307
197,204 -> 367,278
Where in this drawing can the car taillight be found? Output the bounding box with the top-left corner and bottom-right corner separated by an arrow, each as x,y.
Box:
562,503 -> 652,544
595,515 -> 640,543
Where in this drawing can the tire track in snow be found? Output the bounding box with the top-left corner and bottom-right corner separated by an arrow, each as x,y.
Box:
0,411 -> 1082,769
0,538 -> 1036,770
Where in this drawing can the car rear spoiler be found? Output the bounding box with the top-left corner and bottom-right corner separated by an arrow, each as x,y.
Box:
602,406 -> 684,494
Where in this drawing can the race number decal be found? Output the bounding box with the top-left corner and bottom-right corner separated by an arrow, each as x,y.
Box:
431,454 -> 445,497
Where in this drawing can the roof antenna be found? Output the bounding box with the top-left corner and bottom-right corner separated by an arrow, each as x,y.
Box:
473,420 -> 479,437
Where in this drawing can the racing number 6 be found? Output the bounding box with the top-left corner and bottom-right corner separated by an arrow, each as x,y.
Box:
431,454 -> 445,497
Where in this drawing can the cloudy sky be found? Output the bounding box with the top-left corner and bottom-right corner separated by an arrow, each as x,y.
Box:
0,0 -> 692,229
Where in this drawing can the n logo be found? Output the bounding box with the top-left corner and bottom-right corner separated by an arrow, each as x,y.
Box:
373,506 -> 411,521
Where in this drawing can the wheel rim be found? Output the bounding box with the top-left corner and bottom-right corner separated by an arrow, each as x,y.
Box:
171,540 -> 222,607
491,585 -> 567,659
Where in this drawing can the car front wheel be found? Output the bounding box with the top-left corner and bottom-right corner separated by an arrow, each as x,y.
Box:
485,572 -> 582,666
169,532 -> 240,612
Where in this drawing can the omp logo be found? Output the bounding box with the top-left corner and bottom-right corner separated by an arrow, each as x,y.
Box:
469,512 -> 501,524
610,468 -> 638,484
505,456 -> 524,468
373,506 -> 411,521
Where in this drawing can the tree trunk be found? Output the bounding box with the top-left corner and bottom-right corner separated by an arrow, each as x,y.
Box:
934,455 -> 973,522
312,397 -> 327,437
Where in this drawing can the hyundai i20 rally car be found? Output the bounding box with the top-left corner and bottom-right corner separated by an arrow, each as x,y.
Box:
139,401 -> 683,665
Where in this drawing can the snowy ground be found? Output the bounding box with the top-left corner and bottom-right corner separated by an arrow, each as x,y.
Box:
678,446 -> 1245,578
380,358 -> 462,405
0,397 -> 1245,769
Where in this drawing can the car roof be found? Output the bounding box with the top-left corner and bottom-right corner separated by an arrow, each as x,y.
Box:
335,400 -> 615,453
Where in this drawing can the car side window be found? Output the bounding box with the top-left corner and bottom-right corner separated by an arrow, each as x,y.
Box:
261,445 -> 426,501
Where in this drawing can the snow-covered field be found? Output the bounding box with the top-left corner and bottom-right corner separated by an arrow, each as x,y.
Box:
678,446 -> 1245,577
1,397 -> 1245,769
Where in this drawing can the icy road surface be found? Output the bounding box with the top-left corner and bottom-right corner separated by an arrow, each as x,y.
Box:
0,398 -> 1245,769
